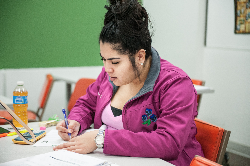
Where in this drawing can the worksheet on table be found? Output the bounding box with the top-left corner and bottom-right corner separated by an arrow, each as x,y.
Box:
34,129 -> 98,146
33,130 -> 67,146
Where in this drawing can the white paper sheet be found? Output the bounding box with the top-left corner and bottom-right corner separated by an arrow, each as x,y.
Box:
33,130 -> 67,146
0,150 -> 116,166
34,129 -> 99,146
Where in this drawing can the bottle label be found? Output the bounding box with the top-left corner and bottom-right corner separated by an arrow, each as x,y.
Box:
13,96 -> 28,104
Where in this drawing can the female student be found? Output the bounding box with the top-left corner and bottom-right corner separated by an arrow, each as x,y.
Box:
54,0 -> 204,165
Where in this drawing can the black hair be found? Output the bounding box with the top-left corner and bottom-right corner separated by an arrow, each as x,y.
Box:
99,0 -> 152,76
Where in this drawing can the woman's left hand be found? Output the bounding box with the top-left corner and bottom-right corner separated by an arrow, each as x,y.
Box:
53,130 -> 99,154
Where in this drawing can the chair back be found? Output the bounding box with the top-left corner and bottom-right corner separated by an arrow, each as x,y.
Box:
191,79 -> 205,86
190,155 -> 222,166
36,74 -> 54,121
0,111 -> 12,125
191,79 -> 205,112
195,118 -> 231,164
67,78 -> 96,112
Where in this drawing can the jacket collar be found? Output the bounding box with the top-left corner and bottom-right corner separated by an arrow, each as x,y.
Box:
109,47 -> 161,100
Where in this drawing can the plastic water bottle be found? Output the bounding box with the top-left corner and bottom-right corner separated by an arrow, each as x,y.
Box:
13,81 -> 28,128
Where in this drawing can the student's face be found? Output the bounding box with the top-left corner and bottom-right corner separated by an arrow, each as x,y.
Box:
100,42 -> 137,86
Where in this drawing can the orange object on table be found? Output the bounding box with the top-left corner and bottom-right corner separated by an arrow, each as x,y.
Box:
0,133 -> 8,138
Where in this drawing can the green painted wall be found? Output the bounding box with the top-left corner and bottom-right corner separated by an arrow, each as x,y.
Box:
0,0 -> 106,69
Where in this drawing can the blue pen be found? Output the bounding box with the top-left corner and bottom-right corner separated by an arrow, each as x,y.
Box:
62,108 -> 71,139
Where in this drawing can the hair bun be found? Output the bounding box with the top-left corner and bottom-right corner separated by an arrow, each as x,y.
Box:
105,0 -> 136,21
100,0 -> 152,60
104,0 -> 148,34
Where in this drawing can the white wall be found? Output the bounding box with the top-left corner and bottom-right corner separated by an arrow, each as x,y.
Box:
199,0 -> 250,149
200,48 -> 250,146
0,70 -> 5,96
143,0 -> 207,79
206,1 -> 250,50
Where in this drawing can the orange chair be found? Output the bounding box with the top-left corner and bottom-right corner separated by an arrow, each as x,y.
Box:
67,78 -> 96,112
35,74 -> 54,121
191,79 -> 205,112
190,155 -> 222,166
0,74 -> 54,124
195,118 -> 231,164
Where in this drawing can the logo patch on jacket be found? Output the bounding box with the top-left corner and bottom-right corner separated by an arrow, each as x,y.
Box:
142,108 -> 157,126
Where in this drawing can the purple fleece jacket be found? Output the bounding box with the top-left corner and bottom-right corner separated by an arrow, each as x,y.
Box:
68,48 -> 204,166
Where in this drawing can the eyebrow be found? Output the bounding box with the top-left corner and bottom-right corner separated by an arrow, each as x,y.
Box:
100,53 -> 121,60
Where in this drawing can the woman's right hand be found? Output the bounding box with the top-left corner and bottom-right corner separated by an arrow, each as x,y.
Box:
56,119 -> 80,141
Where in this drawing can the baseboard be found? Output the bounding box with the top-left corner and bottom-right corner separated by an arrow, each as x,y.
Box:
226,141 -> 250,159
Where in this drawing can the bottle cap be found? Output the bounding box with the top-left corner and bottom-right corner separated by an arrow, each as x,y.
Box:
17,81 -> 24,85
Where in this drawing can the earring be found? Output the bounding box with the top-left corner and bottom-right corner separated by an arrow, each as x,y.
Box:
141,63 -> 143,66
